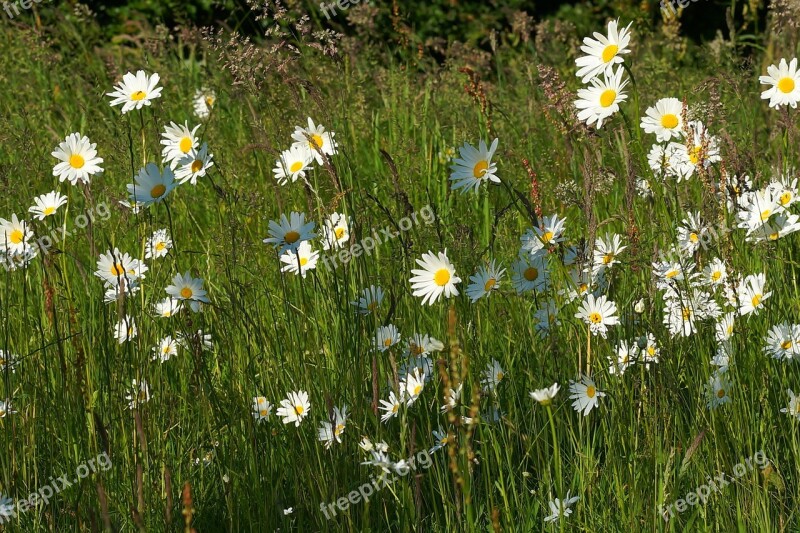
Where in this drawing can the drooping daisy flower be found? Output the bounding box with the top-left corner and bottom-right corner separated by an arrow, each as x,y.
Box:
0,214 -> 34,257
510,254 -> 550,294
263,212 -> 316,254
575,66 -> 629,129
764,322 -> 800,360
441,383 -> 462,412
321,212 -> 351,251
529,383 -> 560,406
759,58 -> 800,109
126,379 -> 151,409
575,294 -> 619,338
465,259 -> 505,302
317,406 -> 348,449
145,229 -> 173,259
152,336 -> 179,362
409,250 -> 461,305
449,138 -> 500,194
351,285 -> 384,314
279,241 -> 319,278
780,389 -> 800,419
252,396 -> 272,422
706,371 -> 732,409
193,87 -> 216,119
429,427 -> 451,455
575,18 -> 632,82
274,145 -> 314,186
94,248 -> 147,288
51,133 -> 104,185
373,324 -> 401,352
276,390 -> 311,427
716,312 -> 736,343
28,191 -> 68,220
166,271 -> 210,312
160,121 -> 201,169
481,358 -> 505,393
174,143 -> 214,185
127,163 -> 178,206
544,492 -> 580,523
640,97 -> 684,141
291,118 -> 338,165
569,375 -> 604,416
114,315 -> 137,344
738,273 -> 771,316
609,340 -> 633,376
401,369 -> 426,406
379,391 -> 403,423
153,297 -> 182,317
107,71 -> 162,113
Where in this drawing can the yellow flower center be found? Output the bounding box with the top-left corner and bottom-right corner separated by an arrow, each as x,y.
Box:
588,312 -> 602,324
181,287 -> 193,299
688,232 -> 698,243
295,405 -> 304,415
191,160 -> 203,173
43,206 -> 56,216
661,113 -> 679,129
523,267 -> 538,281
647,346 -> 655,356
287,160 -> 303,174
110,263 -> 124,276
334,424 -> 345,436
206,96 -> 215,107
601,44 -> 619,63
9,229 -> 23,245
716,388 -> 725,398
780,191 -> 792,206
586,385 -> 596,398
497,371 -> 504,381
299,257 -> 309,267
602,253 -> 614,265
155,241 -> 166,251
413,384 -> 423,395
69,154 -> 85,169
599,89 -> 617,108
769,232 -> 780,241
689,146 -> 702,165
666,269 -> 679,279
284,231 -> 300,244
434,268 -> 451,286
179,137 -> 193,153
392,403 -> 399,413
334,227 -> 345,239
711,271 -> 722,282
150,184 -> 166,198
542,231 -> 554,243
778,77 -> 796,94
682,307 -> 692,320
367,301 -> 378,311
579,282 -> 588,293
751,294 -> 762,308
131,91 -> 146,101
383,337 -> 392,347
259,409 -> 268,417
760,209 -> 772,221
310,134 -> 324,149
410,344 -> 425,356
473,160 -> 489,179
484,278 -> 497,291
781,340 -> 793,350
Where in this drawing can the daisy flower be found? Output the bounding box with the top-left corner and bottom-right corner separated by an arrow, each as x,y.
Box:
374,324 -> 401,352
28,191 -> 68,220
317,406 -> 348,449
647,143 -> 682,179
640,97 -> 684,141
263,212 -> 316,254
291,118 -> 338,164
575,294 -> 619,338
274,144 -> 314,185
529,383 -> 560,406
51,133 -> 104,185
279,241 -> 319,278
592,233 -> 626,275
0,214 -> 34,257
669,121 -> 720,181
533,299 -> 562,336
379,391 -> 403,422
759,58 -> 800,109
677,211 -> 708,254
429,428 -> 451,455
0,351 -> 18,373
321,212 -> 351,250
569,375 -> 604,416
126,379 -> 151,409
465,259 -> 505,302
114,315 -> 137,344
409,250 -> 461,305
575,66 -> 629,129
94,248 -> 147,288
252,396 -> 272,421
166,271 -> 210,312
575,18 -> 632,82
609,340 -> 633,375
405,334 -> 444,357
153,297 -> 182,317
145,229 -> 172,259
449,138 -> 500,194
764,323 -> 800,360
351,285 -> 384,314
175,143 -> 214,185
481,358 -> 505,393
276,390 -> 311,427
510,254 -> 550,294
780,389 -> 800,419
738,273 -> 771,316
152,336 -> 179,362
703,257 -> 727,287
544,492 -> 580,523
441,384 -> 462,412
127,163 -> 178,206
535,214 -> 568,246
160,121 -> 200,169
401,370 -> 426,406
706,371 -> 732,409
107,71 -> 163,113
716,312 -> 736,343
193,87 -> 216,119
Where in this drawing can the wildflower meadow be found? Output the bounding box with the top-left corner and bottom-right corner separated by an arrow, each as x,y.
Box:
1,0 -> 800,530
